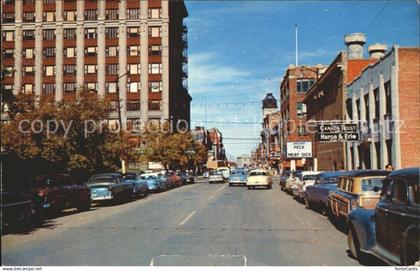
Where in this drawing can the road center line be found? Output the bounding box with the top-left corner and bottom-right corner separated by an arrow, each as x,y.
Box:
208,183 -> 227,200
178,211 -> 196,226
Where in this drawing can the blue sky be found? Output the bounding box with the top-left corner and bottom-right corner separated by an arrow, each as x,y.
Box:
184,0 -> 419,159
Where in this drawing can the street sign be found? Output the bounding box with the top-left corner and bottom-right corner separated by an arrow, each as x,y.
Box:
316,122 -> 359,142
286,142 -> 312,158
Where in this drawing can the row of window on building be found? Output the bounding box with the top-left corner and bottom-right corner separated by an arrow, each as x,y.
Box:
3,45 -> 162,60
3,8 -> 163,23
3,63 -> 163,78
5,81 -> 163,96
3,26 -> 163,41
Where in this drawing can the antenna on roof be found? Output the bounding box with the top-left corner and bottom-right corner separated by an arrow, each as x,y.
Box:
295,24 -> 298,67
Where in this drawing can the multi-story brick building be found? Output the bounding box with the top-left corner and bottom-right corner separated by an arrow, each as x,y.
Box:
303,33 -> 378,171
279,64 -> 325,171
1,0 -> 190,129
346,46 -> 420,170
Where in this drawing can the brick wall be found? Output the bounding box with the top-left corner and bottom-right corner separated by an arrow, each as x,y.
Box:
398,48 -> 420,168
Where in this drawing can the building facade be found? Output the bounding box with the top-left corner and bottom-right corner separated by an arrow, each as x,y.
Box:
346,46 -> 420,170
304,33 -> 378,171
279,65 -> 324,171
1,0 -> 190,129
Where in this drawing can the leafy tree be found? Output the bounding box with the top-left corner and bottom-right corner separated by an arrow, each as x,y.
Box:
1,90 -> 132,189
141,128 -> 207,172
0,68 -> 15,113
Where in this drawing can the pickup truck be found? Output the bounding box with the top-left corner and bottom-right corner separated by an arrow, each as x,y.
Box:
348,167 -> 420,266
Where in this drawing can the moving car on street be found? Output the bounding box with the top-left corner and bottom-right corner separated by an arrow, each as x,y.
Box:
328,170 -> 390,224
348,167 -> 420,266
217,167 -> 231,180
87,173 -> 132,204
29,174 -> 91,213
246,169 -> 272,189
209,170 -> 224,183
123,173 -> 149,198
228,169 -> 247,186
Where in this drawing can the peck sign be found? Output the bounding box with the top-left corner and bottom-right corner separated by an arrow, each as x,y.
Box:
286,142 -> 313,158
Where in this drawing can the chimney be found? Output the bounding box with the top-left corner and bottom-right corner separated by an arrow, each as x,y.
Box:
344,33 -> 367,59
368,43 -> 387,59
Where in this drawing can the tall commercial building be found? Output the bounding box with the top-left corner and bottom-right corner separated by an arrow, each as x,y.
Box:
1,0 -> 191,129
279,65 -> 325,171
304,33 -> 378,171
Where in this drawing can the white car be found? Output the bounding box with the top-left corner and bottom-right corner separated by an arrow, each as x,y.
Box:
291,171 -> 321,200
209,171 -> 224,183
246,169 -> 272,189
217,167 -> 231,180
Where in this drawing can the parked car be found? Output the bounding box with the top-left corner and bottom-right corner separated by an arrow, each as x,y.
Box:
304,171 -> 355,215
140,173 -> 168,192
348,167 -> 420,266
246,169 -> 272,189
1,191 -> 37,231
291,171 -> 321,201
87,173 -> 132,204
28,173 -> 91,213
217,167 -> 231,180
166,172 -> 182,188
176,172 -> 188,185
123,173 -> 149,198
328,170 -> 390,224
279,170 -> 291,188
228,169 -> 247,186
284,170 -> 302,193
209,170 -> 224,183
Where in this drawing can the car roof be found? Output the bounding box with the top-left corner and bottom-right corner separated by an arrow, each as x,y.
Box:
249,169 -> 267,173
388,167 -> 420,183
90,173 -> 121,178
339,170 -> 391,178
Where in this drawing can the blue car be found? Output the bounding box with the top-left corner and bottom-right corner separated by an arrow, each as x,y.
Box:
228,169 -> 247,186
348,168 -> 420,266
123,173 -> 149,199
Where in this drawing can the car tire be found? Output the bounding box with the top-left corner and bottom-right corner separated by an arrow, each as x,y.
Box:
348,226 -> 368,264
304,196 -> 311,209
267,184 -> 272,189
77,200 -> 91,212
229,183 -> 232,187
10,208 -> 33,231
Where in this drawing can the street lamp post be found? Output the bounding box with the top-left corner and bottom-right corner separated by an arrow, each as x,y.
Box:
115,72 -> 129,173
116,72 -> 130,136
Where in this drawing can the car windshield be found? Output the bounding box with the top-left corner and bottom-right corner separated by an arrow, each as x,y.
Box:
232,170 -> 245,175
362,178 -> 384,192
141,175 -> 158,180
294,173 -> 302,180
249,171 -> 267,176
211,171 -> 223,175
88,176 -> 115,184
322,176 -> 339,184
303,175 -> 318,181
147,180 -> 157,185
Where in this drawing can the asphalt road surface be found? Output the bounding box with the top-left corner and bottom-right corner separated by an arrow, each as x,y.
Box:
2,180 -> 362,266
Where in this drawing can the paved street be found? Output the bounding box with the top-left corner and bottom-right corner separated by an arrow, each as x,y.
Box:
2,180 -> 360,266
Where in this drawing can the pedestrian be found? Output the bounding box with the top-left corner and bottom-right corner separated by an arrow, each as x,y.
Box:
385,164 -> 394,171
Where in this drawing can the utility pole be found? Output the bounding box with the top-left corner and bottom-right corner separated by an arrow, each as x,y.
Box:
295,24 -> 298,67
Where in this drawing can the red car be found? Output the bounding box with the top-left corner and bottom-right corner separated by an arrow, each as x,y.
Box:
29,174 -> 91,214
166,172 -> 182,188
